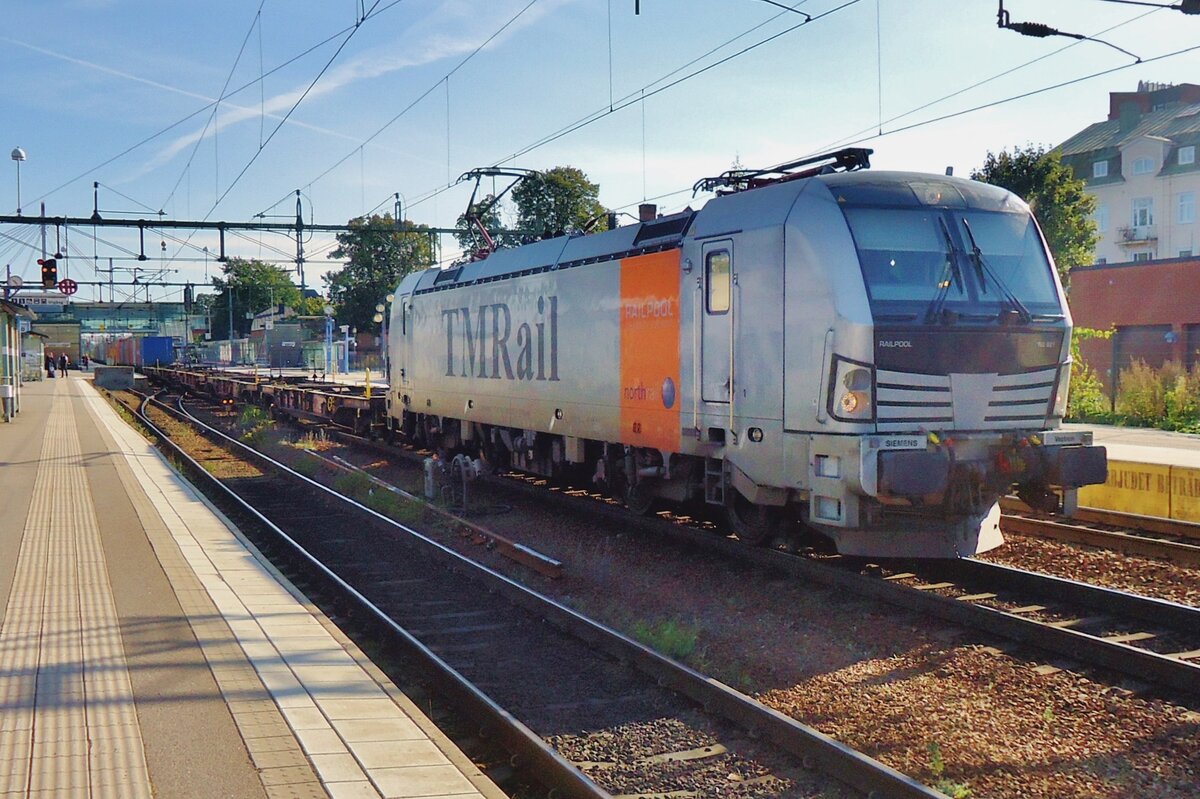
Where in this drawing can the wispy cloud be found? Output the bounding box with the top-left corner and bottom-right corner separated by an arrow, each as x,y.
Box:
141,0 -> 573,181
0,35 -> 366,167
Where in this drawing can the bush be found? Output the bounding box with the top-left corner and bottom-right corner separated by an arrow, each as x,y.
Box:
1112,359 -> 1200,430
237,405 -> 273,446
1065,327 -> 1113,422
238,405 -> 268,428
1116,359 -> 1170,422
1165,365 -> 1200,426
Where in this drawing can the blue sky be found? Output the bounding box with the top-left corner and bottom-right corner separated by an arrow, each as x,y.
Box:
3,0 -> 1200,302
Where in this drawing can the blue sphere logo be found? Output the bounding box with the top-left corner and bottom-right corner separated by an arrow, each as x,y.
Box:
661,377 -> 676,409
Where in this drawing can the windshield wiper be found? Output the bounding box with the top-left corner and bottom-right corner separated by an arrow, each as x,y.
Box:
924,218 -> 964,324
960,217 -> 1032,324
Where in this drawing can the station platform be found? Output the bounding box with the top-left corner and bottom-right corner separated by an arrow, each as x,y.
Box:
0,375 -> 504,799
1066,422 -> 1200,469
1065,422 -> 1200,523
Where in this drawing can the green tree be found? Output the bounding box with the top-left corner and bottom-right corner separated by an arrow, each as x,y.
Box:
210,258 -> 301,340
324,214 -> 435,333
293,296 -> 328,316
512,166 -> 607,239
971,145 -> 1097,286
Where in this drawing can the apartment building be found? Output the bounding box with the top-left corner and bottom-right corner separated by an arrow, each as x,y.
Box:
1059,81 -> 1200,265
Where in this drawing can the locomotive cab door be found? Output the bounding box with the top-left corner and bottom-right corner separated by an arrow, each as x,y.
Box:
700,241 -> 733,404
396,295 -> 414,395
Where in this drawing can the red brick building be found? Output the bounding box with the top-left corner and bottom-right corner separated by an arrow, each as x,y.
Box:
1068,256 -> 1200,392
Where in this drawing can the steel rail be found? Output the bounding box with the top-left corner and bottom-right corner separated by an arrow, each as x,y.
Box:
1000,511 -> 1200,567
152,392 -> 944,799
125,392 -> 608,799
1070,505 -> 1200,544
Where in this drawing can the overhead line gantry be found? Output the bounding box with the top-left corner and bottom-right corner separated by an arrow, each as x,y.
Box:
0,189 -> 456,292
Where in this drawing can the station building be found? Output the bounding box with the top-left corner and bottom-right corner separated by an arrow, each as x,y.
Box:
0,298 -> 37,420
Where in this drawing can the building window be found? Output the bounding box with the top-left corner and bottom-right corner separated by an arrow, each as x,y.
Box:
1180,250 -> 1193,258
1093,160 -> 1108,178
1095,205 -> 1108,232
1096,257 -> 1107,265
1180,146 -> 1196,165
1132,197 -> 1154,227
1132,157 -> 1155,175
1132,252 -> 1153,262
1179,192 -> 1195,224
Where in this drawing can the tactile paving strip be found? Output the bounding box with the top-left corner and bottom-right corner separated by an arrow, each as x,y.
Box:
0,386 -> 153,798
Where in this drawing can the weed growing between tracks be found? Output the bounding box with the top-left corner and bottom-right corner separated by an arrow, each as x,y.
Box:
630,618 -> 699,660
927,742 -> 972,798
330,466 -> 426,526
238,406 -> 274,446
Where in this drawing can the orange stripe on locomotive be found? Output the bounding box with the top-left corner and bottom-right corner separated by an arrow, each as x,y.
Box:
619,250 -> 681,453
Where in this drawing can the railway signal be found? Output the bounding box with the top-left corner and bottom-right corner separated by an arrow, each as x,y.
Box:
58,278 -> 78,296
38,258 -> 57,288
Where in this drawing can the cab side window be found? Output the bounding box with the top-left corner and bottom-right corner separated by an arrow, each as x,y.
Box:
706,250 -> 731,314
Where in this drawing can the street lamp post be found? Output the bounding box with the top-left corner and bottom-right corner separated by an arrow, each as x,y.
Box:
10,147 -> 26,216
374,291 -> 395,382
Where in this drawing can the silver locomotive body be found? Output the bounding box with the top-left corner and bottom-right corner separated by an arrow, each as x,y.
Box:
387,170 -> 1107,558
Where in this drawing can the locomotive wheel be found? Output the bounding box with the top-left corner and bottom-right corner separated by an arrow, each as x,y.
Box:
625,479 -> 658,516
727,492 -> 779,547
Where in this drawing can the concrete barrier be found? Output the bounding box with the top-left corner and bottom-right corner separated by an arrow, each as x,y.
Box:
93,366 -> 135,390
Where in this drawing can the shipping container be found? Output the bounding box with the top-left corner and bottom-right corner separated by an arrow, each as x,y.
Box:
140,336 -> 176,367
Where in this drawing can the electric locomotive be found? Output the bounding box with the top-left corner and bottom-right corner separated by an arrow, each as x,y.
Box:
385,150 -> 1107,558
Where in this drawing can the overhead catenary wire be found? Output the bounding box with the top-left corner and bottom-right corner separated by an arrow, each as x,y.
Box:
201,0 -> 388,220
161,1 -> 268,212
21,14 -> 383,212
158,0 -> 404,281
1094,0 -> 1199,10
826,40 -> 1200,156
402,0 -> 851,215
813,6 -> 1163,155
269,0 -> 544,212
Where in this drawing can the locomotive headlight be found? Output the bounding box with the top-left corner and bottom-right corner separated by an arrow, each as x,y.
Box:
1052,364 -> 1071,418
830,358 -> 874,422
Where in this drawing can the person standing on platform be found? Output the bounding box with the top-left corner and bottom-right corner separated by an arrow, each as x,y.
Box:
81,354 -> 89,371
45,351 -> 55,378
59,353 -> 68,376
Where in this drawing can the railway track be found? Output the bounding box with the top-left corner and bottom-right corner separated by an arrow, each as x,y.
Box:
999,499 -> 1200,567
115,389 -> 943,799
410,448 -> 1200,699
176,386 -> 1200,699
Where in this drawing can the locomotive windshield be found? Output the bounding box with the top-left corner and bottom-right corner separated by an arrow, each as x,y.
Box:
843,206 -> 1062,321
